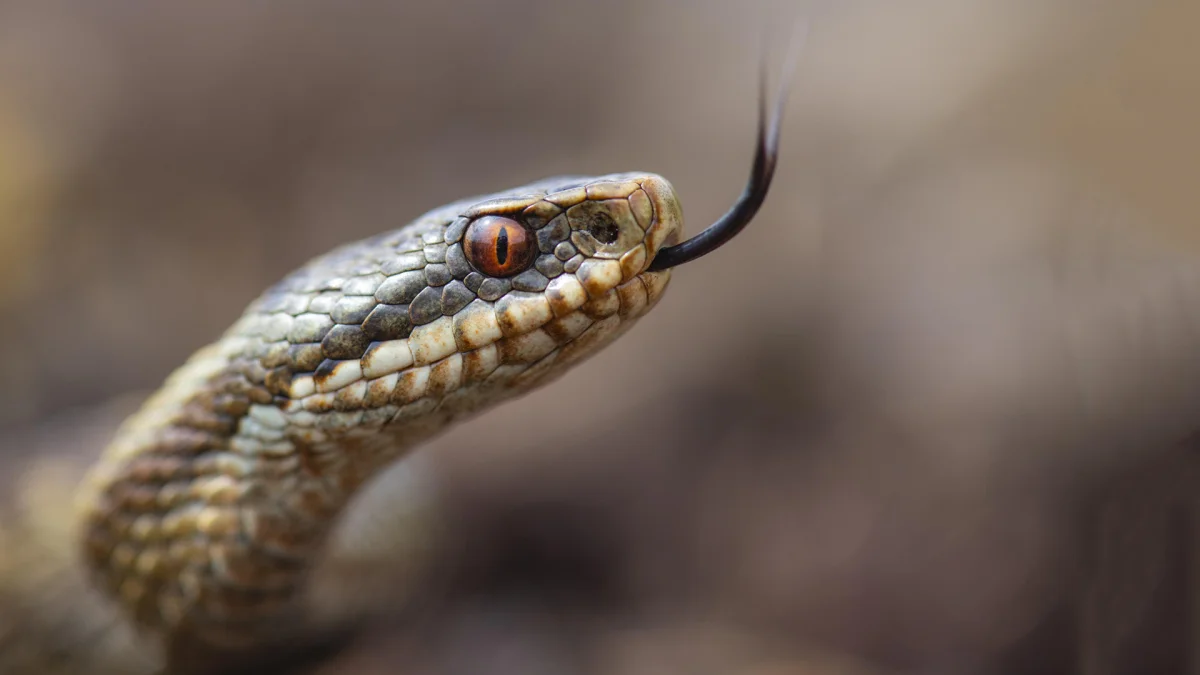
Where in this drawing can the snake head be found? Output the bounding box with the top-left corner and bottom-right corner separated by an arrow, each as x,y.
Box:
423,173 -> 682,395
458,172 -> 681,306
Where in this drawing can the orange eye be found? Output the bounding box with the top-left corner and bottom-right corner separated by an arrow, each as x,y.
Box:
463,215 -> 537,278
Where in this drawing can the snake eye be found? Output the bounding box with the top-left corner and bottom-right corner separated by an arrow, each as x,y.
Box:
463,215 -> 537,278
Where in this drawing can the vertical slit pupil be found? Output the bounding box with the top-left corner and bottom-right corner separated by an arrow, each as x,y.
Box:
495,226 -> 509,266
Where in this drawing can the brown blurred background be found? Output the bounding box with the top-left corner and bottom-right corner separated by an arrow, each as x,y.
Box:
4,1 -> 1200,673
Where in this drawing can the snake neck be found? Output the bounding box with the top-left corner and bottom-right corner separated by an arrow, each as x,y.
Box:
75,323 -> 566,655
75,335 -> 452,653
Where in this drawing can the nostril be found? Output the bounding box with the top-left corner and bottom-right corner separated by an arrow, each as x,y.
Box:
587,212 -> 619,244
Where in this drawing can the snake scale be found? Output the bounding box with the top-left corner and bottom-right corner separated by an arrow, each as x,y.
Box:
1,49 -> 794,674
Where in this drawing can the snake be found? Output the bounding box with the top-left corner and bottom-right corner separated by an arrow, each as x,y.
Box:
2,50 -> 794,675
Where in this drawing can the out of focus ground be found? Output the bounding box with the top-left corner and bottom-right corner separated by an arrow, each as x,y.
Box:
4,1 -> 1200,673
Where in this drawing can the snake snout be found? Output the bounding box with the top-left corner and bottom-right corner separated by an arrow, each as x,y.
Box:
635,174 -> 684,259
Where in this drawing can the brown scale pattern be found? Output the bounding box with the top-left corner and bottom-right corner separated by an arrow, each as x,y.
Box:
77,173 -> 678,671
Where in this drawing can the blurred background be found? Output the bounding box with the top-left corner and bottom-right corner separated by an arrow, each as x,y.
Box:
3,0 -> 1200,673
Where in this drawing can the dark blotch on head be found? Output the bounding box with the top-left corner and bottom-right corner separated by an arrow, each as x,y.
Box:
287,343 -> 326,372
321,324 -> 371,360
441,281 -> 475,315
362,304 -> 412,341
409,286 -> 444,325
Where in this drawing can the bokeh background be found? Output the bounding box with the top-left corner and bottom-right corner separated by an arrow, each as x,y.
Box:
4,1 -> 1200,673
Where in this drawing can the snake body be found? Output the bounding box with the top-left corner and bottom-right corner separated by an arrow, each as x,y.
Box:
72,173 -> 681,671
1,38 -> 793,670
